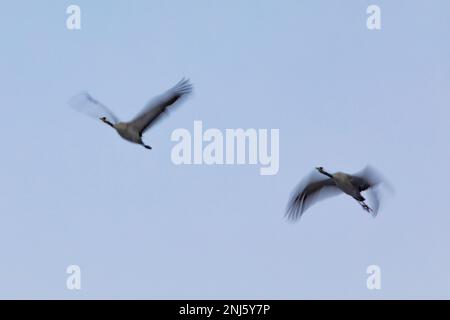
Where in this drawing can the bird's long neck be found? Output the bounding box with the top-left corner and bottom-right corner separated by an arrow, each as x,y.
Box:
101,118 -> 115,128
318,168 -> 333,178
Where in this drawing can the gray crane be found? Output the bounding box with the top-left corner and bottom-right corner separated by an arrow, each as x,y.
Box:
286,166 -> 388,221
69,78 -> 192,149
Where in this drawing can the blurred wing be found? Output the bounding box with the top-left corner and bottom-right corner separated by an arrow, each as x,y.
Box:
68,92 -> 119,124
130,78 -> 193,135
365,187 -> 381,217
350,165 -> 384,191
351,165 -> 396,217
286,173 -> 341,222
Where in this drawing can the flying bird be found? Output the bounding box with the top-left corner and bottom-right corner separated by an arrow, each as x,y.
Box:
69,78 -> 193,149
286,166 -> 389,221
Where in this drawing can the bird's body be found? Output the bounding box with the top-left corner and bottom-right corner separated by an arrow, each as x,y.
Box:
333,172 -> 354,195
114,122 -> 143,145
69,78 -> 193,150
286,166 -> 388,221
332,172 -> 365,201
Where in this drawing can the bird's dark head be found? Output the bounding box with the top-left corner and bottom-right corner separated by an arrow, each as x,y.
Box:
316,166 -> 324,172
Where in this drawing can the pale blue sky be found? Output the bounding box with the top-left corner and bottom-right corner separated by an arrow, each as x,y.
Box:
0,0 -> 449,299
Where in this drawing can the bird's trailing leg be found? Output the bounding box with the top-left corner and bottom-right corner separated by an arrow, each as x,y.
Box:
359,201 -> 375,216
139,135 -> 152,149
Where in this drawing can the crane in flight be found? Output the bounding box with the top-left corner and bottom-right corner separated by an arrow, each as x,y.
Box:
286,166 -> 391,221
69,78 -> 193,150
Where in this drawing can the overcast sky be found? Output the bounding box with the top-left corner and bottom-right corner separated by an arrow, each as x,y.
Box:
1,0 -> 449,299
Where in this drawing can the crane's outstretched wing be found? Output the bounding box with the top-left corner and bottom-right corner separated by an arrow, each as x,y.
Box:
130,78 -> 193,135
68,91 -> 120,124
286,172 -> 341,221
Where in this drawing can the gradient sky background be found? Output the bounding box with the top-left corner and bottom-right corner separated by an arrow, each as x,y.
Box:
1,0 -> 449,299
